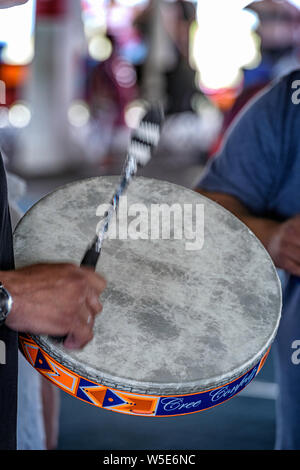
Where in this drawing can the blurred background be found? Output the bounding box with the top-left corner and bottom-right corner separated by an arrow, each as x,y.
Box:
1,0 -> 300,450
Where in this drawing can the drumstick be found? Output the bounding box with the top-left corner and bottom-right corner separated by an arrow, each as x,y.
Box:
80,104 -> 164,269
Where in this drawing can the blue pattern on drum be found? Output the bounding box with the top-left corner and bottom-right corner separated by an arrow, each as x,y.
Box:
102,389 -> 127,408
76,377 -> 99,404
155,363 -> 260,416
34,349 -> 52,371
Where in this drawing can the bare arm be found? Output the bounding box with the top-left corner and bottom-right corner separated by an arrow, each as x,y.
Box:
196,189 -> 300,277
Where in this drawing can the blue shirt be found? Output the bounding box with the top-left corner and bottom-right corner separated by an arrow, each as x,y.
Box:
197,70 -> 300,314
198,70 -> 300,221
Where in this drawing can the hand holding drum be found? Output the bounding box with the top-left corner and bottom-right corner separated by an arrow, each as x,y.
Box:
1,263 -> 106,350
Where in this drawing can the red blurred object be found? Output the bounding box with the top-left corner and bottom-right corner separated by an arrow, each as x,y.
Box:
0,64 -> 30,106
36,0 -> 68,18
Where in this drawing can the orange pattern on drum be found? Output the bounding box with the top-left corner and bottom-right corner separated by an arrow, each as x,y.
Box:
18,334 -> 269,417
20,335 -> 79,394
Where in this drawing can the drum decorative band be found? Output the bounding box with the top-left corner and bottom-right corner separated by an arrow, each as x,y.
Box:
19,333 -> 269,417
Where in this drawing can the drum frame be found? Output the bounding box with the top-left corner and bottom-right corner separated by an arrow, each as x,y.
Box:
19,333 -> 269,417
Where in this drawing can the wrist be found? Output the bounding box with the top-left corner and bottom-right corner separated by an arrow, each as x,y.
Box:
0,277 -> 14,326
0,270 -> 22,326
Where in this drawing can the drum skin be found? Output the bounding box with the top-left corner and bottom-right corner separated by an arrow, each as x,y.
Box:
15,177 -> 282,417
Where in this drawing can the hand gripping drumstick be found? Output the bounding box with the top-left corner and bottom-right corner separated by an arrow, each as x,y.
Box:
80,104 -> 164,269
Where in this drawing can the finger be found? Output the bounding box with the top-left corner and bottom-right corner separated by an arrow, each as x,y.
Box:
64,328 -> 94,350
283,229 -> 300,249
64,318 -> 94,350
282,255 -> 300,277
80,267 -> 107,293
286,218 -> 300,240
86,290 -> 103,317
281,241 -> 300,266
64,303 -> 95,349
78,303 -> 96,329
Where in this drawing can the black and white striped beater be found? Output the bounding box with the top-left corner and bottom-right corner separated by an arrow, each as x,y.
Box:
80,104 -> 164,269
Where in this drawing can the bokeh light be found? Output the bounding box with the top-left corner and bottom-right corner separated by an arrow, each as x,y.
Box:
193,0 -> 261,91
88,35 -> 113,62
8,102 -> 31,128
68,100 -> 91,128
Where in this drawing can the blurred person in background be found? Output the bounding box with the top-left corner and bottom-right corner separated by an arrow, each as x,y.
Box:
135,0 -> 197,115
211,0 -> 300,157
158,0 -> 197,115
196,68 -> 300,449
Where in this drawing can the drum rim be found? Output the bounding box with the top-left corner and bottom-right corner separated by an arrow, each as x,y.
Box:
15,175 -> 282,396
30,323 -> 279,395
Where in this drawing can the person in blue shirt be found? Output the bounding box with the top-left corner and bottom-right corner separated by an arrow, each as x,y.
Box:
197,69 -> 300,450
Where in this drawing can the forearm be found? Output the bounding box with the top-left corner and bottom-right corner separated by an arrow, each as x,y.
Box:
196,189 -> 281,252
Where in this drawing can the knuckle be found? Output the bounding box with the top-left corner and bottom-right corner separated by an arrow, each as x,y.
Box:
75,276 -> 88,291
67,275 -> 88,295
98,275 -> 107,288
